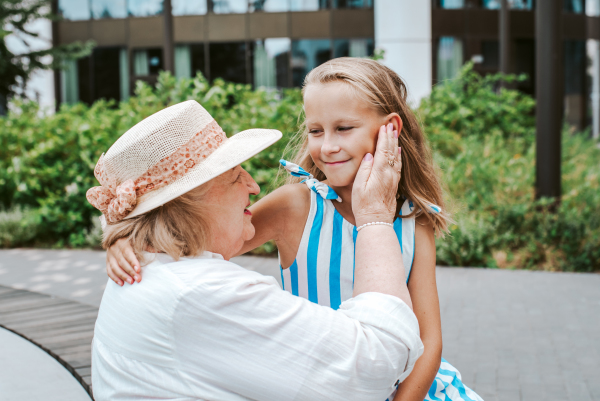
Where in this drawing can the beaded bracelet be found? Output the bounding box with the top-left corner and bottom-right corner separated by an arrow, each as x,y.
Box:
356,221 -> 394,232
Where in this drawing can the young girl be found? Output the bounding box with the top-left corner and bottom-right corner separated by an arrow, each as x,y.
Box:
106,58 -> 483,401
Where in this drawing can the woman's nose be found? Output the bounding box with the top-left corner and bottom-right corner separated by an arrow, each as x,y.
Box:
242,168 -> 260,195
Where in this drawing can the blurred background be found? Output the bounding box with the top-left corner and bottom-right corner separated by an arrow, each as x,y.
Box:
1,0 -> 599,272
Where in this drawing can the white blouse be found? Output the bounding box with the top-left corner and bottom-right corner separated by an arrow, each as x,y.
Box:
91,252 -> 423,401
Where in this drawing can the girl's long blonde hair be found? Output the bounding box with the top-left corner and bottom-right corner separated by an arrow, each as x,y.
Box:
287,57 -> 451,236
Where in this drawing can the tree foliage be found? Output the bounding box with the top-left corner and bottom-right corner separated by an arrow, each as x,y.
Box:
0,0 -> 94,112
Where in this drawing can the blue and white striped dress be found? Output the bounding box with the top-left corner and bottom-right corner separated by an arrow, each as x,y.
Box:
279,160 -> 483,401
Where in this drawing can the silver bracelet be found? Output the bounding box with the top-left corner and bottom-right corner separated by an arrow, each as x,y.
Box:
356,221 -> 394,231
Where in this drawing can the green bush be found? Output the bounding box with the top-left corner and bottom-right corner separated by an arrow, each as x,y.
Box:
1,65 -> 598,271
424,64 -> 600,272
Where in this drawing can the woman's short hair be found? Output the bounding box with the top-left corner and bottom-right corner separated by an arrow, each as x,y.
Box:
102,184 -> 211,263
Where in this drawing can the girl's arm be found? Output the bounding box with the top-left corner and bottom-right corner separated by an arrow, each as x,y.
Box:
105,183 -> 309,285
393,215 -> 443,401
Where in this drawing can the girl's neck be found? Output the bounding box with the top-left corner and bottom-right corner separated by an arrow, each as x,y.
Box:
324,181 -> 357,226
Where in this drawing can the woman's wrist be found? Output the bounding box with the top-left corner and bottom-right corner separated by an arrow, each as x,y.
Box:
356,221 -> 394,231
355,215 -> 395,228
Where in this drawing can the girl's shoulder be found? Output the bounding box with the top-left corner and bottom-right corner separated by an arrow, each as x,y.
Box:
254,183 -> 311,222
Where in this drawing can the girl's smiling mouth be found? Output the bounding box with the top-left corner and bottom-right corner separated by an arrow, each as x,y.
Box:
324,160 -> 350,166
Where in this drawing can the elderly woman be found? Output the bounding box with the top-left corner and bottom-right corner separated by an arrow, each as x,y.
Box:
88,100 -> 422,401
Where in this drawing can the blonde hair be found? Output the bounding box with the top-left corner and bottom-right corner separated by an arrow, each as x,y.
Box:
287,57 -> 451,235
102,185 -> 212,263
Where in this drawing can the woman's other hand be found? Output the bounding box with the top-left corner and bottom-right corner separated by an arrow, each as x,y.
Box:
352,123 -> 402,227
106,238 -> 141,286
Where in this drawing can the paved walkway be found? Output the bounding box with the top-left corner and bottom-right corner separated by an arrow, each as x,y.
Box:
0,327 -> 91,401
0,249 -> 599,401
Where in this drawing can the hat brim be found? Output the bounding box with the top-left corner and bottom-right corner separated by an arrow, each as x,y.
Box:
124,128 -> 282,220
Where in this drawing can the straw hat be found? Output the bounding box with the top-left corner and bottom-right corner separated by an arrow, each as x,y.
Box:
86,100 -> 282,224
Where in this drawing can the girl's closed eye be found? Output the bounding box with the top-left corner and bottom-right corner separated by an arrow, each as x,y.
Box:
337,126 -> 353,132
308,128 -> 323,136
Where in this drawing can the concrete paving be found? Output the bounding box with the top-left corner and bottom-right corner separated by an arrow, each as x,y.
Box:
0,249 -> 599,401
0,327 -> 91,401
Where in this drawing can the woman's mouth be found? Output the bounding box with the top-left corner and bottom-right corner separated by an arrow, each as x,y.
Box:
244,208 -> 252,216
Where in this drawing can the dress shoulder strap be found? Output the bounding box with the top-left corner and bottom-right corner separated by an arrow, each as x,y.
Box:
279,160 -> 342,202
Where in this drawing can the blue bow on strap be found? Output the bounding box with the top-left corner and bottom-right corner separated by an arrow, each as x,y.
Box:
280,160 -> 342,203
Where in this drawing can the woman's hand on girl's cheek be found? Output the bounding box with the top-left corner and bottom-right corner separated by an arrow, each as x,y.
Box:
106,237 -> 142,286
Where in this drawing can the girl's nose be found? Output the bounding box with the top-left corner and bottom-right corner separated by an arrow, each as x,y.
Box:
321,133 -> 341,155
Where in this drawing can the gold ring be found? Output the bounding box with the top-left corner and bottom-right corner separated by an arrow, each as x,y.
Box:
388,159 -> 395,167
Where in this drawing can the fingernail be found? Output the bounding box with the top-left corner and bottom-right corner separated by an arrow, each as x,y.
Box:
387,123 -> 393,131
399,147 -> 402,154
134,275 -> 140,282
364,153 -> 373,161
127,278 -> 133,284
119,281 -> 124,287
394,130 -> 398,138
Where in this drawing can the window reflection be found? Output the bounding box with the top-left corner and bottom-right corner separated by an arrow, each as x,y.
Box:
212,0 -> 248,13
92,0 -> 127,18
333,0 -> 372,8
133,49 -> 163,76
587,0 -> 600,15
210,42 -> 248,83
292,39 -> 331,87
333,38 -> 373,58
290,0 -> 328,11
483,0 -> 533,9
250,0 -> 290,12
254,38 -> 291,88
436,37 -> 463,82
128,0 -> 163,17
565,0 -> 584,12
173,0 -> 207,15
58,0 -> 91,20
438,0 -> 464,9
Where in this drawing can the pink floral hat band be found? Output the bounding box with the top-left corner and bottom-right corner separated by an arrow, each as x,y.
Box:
86,120 -> 226,224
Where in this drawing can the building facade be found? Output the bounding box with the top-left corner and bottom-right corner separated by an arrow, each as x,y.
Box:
376,0 -> 600,135
54,0 -> 375,106
54,0 -> 600,135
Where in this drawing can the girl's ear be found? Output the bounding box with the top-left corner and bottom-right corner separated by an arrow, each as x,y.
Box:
385,113 -> 403,134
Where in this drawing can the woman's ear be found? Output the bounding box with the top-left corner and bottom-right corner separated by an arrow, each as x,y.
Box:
385,113 -> 403,134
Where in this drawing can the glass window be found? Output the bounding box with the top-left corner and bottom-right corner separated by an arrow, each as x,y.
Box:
61,59 -> 79,104
332,0 -> 372,8
438,0 -> 464,9
587,0 -> 600,15
291,39 -> 331,87
212,0 -> 248,13
481,40 -> 499,69
290,0 -> 329,11
119,48 -> 129,101
133,48 -> 163,75
565,0 -> 584,12
175,45 -> 192,79
436,37 -> 463,82
93,47 -> 122,102
91,0 -> 127,19
333,38 -> 374,58
173,0 -> 207,15
210,42 -> 248,83
250,0 -> 290,12
190,44 -> 207,78
128,0 -> 163,17
58,0 -> 91,20
254,38 -> 291,88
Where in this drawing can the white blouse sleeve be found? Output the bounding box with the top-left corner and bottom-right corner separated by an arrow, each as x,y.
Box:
172,260 -> 424,401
